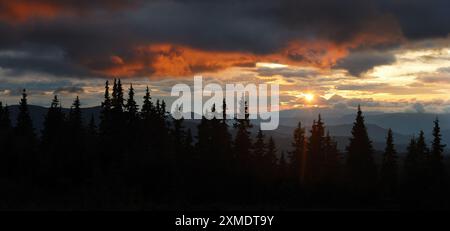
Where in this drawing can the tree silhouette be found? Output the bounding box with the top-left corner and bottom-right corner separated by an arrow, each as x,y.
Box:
125,84 -> 139,122
306,115 -> 325,186
1,83 -> 450,210
99,80 -> 112,136
323,131 -> 341,187
253,129 -> 267,176
289,122 -> 306,184
428,118 -> 447,207
15,89 -> 35,138
0,102 -> 12,178
345,106 -> 377,202
233,99 -> 253,202
430,118 -> 445,177
380,129 -> 398,199
13,89 -> 37,190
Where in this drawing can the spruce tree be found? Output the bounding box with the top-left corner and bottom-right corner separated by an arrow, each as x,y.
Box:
99,80 -> 112,135
253,129 -> 266,161
430,118 -> 445,175
429,118 -> 447,203
15,89 -> 35,138
141,86 -> 154,120
41,95 -> 65,145
111,78 -> 124,112
40,95 -> 66,185
233,99 -> 254,201
306,115 -> 325,185
68,96 -> 83,133
323,131 -> 341,185
404,136 -> 419,183
265,136 -> 278,175
416,130 -> 429,167
67,96 -> 85,184
404,132 -> 430,207
345,106 -> 377,199
234,99 -> 253,166
125,83 -> 139,121
289,122 -> 306,183
380,129 -> 398,197
0,102 -> 12,176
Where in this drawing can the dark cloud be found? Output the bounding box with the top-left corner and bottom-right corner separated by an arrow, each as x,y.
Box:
53,86 -> 85,95
416,67 -> 450,84
334,50 -> 396,76
0,46 -> 90,77
417,75 -> 450,84
379,0 -> 450,39
256,66 -> 318,78
336,83 -> 390,91
0,0 -> 448,78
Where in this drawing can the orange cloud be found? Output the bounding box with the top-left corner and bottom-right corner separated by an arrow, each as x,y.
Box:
0,0 -> 134,23
0,2 -> 61,22
94,31 -> 403,78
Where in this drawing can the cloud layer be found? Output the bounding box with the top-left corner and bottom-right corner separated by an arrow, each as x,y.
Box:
0,0 -> 448,78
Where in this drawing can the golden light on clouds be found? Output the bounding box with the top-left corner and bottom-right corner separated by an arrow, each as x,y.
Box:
303,93 -> 314,102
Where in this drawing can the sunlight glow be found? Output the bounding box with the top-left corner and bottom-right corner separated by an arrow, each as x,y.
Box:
256,62 -> 288,69
303,93 -> 314,102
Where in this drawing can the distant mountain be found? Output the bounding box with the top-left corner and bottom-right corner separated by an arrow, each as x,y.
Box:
6,105 -> 101,132
345,113 -> 450,135
4,105 -> 449,152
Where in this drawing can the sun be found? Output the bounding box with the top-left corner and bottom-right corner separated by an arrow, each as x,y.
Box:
303,93 -> 314,102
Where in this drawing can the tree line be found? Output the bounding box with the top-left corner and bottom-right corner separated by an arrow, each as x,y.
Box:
0,79 -> 448,210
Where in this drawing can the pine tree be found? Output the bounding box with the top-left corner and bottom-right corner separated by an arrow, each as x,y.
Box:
233,99 -> 254,201
99,80 -> 112,135
15,89 -> 35,138
0,102 -> 12,176
67,96 -> 86,185
323,131 -> 341,185
112,78 -> 124,112
40,95 -> 66,185
306,115 -> 326,185
265,136 -> 278,174
253,129 -> 266,161
141,86 -> 154,120
234,99 -> 253,166
404,136 -> 419,183
430,118 -> 445,175
68,96 -> 83,132
416,130 -> 429,166
125,83 -> 139,121
404,132 -> 430,207
217,99 -> 232,163
172,105 -> 187,154
429,118 -> 447,203
289,122 -> 306,184
41,95 -> 65,145
345,106 -> 377,199
380,129 -> 398,197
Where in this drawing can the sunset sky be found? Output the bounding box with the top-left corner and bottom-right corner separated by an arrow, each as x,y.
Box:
0,0 -> 449,113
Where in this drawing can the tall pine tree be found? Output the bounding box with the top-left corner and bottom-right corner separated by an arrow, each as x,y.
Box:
380,129 -> 398,198
289,122 -> 306,184
345,106 -> 377,200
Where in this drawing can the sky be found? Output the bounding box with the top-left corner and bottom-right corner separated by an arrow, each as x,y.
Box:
0,0 -> 449,114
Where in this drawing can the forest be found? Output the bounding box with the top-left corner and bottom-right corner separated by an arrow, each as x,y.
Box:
0,79 -> 448,210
